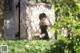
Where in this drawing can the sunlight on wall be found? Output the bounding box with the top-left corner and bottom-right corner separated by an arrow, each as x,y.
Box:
31,3 -> 55,32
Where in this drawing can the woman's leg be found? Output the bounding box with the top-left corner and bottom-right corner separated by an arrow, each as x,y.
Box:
40,26 -> 49,39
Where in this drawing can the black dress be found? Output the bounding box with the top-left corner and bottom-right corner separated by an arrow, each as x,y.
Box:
40,25 -> 49,39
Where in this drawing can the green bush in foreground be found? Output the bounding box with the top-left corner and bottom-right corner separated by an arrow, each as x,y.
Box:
0,39 -> 56,53
0,38 -> 80,53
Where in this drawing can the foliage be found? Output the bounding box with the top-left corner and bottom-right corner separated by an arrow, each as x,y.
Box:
50,0 -> 80,53
0,0 -> 80,53
0,39 -> 56,53
52,0 -> 80,21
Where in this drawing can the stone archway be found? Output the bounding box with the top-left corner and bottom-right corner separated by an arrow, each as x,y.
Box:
3,0 -> 55,39
20,0 -> 55,39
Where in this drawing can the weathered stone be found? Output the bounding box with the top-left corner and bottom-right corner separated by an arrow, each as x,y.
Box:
3,0 -> 56,39
3,0 -> 19,39
21,1 -> 56,39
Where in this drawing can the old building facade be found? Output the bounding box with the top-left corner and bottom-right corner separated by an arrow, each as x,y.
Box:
2,0 -> 55,39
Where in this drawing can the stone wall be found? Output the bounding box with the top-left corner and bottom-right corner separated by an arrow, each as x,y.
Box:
3,0 -> 19,39
20,0 -> 55,39
3,0 -> 55,39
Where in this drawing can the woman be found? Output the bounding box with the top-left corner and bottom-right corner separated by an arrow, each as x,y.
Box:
39,13 -> 51,39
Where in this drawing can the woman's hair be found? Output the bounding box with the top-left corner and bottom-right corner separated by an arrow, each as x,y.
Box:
39,13 -> 47,20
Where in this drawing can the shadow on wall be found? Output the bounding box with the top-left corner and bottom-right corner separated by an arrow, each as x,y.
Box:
3,0 -> 19,39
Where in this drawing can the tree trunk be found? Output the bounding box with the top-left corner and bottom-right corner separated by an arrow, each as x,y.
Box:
0,0 -> 4,37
